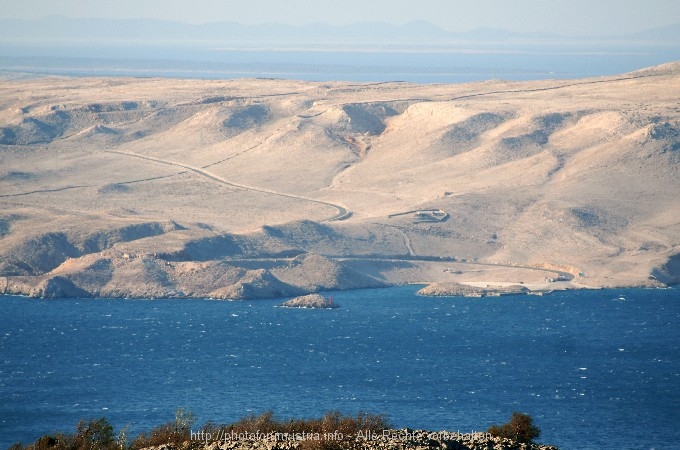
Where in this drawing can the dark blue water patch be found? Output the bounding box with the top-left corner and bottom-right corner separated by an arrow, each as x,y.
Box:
1,286 -> 679,449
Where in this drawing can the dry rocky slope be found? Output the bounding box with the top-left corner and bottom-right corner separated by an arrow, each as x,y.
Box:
1,63 -> 679,298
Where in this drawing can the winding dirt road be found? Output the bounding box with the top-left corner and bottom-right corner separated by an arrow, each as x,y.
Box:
105,150 -> 351,222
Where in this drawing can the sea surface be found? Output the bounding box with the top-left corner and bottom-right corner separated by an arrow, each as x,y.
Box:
1,44 -> 679,83
1,286 -> 679,449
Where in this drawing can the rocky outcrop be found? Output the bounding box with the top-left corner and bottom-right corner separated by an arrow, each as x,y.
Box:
0,249 -> 382,300
29,276 -> 90,298
418,282 -> 529,297
2,232 -> 81,276
279,293 -> 339,309
165,428 -> 557,450
208,268 -> 303,300
0,222 -> 179,276
272,253 -> 386,292
651,253 -> 680,285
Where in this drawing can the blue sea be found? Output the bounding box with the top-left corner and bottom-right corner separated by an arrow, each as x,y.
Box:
1,44 -> 679,83
1,286 -> 679,449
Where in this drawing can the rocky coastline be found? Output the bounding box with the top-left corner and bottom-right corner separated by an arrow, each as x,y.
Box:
2,67 -> 680,301
0,251 -> 385,300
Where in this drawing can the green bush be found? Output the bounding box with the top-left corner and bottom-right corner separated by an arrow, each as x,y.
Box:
487,411 -> 541,444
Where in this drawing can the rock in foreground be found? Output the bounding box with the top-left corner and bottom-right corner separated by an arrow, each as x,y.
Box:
279,293 -> 339,309
182,428 -> 557,450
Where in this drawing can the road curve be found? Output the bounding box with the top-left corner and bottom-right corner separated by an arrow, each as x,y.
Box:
105,150 -> 351,222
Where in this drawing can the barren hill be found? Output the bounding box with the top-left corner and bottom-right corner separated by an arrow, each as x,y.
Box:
1,64 -> 679,298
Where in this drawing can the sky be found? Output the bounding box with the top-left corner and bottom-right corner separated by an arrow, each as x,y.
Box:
1,0 -> 679,36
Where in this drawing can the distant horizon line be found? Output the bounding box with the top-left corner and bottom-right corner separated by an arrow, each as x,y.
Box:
1,15 -> 679,41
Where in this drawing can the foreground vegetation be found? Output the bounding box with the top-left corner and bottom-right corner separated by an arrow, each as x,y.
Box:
10,410 -> 545,450
10,410 -> 391,450
487,412 -> 541,444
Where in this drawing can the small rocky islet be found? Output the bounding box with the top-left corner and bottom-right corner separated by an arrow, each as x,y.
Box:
278,293 -> 339,309
417,282 -> 530,297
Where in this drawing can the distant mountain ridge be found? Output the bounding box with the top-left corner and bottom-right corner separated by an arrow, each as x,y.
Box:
1,16 -> 678,47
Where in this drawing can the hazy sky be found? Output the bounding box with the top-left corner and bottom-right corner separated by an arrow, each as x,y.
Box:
2,0 -> 679,36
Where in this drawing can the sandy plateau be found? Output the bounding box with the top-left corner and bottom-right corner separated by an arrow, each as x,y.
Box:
1,63 -> 679,298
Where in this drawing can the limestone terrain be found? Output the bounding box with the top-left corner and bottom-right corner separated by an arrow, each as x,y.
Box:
1,63 -> 679,298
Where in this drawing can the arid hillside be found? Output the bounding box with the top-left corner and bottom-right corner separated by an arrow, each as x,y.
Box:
1,63 -> 679,298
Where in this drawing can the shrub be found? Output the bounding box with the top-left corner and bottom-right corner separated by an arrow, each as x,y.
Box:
130,422 -> 183,449
13,417 -> 118,450
221,410 -> 281,435
487,411 -> 541,444
73,418 -> 116,450
13,409 -> 390,450
174,407 -> 196,434
203,410 -> 391,450
130,408 -> 196,449
214,410 -> 390,438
